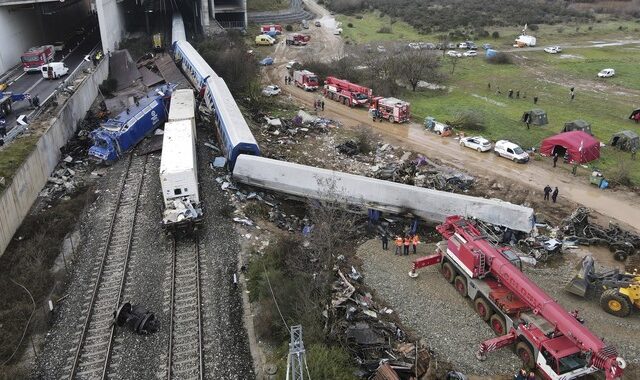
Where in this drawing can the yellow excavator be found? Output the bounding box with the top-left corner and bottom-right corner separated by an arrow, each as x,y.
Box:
565,255 -> 640,317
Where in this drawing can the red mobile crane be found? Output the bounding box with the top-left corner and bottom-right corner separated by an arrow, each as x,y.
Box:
410,216 -> 626,380
322,76 -> 372,107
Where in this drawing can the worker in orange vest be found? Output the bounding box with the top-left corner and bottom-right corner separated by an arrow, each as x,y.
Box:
403,236 -> 411,256
394,236 -> 403,255
412,234 -> 420,254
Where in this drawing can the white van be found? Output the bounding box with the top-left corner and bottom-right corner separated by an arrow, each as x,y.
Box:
494,140 -> 529,163
41,62 -> 69,79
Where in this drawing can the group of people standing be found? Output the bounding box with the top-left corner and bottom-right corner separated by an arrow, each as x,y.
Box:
380,234 -> 420,255
314,99 -> 325,112
543,185 -> 559,203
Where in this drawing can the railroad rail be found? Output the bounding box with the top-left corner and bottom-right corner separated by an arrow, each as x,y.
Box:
67,154 -> 148,379
167,233 -> 204,379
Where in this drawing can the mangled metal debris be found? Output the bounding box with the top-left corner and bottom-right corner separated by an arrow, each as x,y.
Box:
115,302 -> 159,334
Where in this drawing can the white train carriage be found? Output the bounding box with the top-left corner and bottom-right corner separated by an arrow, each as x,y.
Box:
205,76 -> 261,168
173,40 -> 218,90
160,119 -> 202,228
172,14 -> 186,43
168,88 -> 196,138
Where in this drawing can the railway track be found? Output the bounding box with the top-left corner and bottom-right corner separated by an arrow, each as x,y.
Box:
167,233 -> 204,380
67,154 -> 148,379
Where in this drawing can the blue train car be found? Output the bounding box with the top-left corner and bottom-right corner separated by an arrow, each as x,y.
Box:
89,84 -> 176,162
173,40 -> 217,90
206,76 -> 260,168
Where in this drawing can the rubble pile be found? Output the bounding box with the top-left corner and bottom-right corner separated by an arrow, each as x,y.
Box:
331,269 -> 447,379
258,113 -> 336,148
562,207 -> 640,261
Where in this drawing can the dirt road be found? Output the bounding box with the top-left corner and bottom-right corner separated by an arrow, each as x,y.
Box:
265,0 -> 640,232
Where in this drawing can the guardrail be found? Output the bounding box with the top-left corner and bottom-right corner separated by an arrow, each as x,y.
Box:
3,44 -> 103,146
218,20 -> 246,29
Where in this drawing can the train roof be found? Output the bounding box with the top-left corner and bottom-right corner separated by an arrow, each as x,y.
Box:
207,76 -> 258,146
101,85 -> 170,130
171,14 -> 186,43
168,89 -> 195,122
160,120 -> 195,174
174,41 -> 217,81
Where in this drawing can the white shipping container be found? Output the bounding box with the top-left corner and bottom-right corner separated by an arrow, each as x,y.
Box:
160,120 -> 199,207
168,89 -> 197,138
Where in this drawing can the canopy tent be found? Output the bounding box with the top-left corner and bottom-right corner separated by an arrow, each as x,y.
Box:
630,108 -> 640,122
562,120 -> 592,135
540,131 -> 600,163
610,130 -> 639,151
521,109 -> 548,126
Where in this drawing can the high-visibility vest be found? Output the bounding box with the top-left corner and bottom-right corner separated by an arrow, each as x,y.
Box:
412,236 -> 420,245
404,238 -> 411,246
395,237 -> 403,246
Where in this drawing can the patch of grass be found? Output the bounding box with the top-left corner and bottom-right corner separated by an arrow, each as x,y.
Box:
404,53 -> 640,183
247,0 -> 289,12
0,135 -> 39,193
337,11 -> 424,43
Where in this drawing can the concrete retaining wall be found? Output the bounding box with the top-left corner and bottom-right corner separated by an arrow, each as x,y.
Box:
0,6 -> 42,74
96,0 -> 125,53
0,57 -> 109,257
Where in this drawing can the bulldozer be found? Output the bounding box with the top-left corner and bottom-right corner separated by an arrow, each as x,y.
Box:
565,255 -> 640,317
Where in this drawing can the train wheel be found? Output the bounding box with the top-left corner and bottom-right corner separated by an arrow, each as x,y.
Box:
442,262 -> 455,283
489,314 -> 506,336
600,289 -> 631,317
474,298 -> 493,321
454,275 -> 467,297
516,342 -> 536,369
613,250 -> 628,261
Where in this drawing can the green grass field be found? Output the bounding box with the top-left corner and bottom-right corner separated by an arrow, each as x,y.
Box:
247,0 -> 290,12
336,11 -> 640,184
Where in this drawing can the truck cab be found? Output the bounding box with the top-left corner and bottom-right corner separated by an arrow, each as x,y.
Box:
255,35 -> 276,46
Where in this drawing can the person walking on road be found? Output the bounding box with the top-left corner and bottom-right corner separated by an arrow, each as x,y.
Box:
572,163 -> 578,176
381,233 -> 389,251
321,100 -> 325,111
552,187 -> 559,203
395,236 -> 403,255
403,236 -> 411,256
412,234 -> 420,255
632,146 -> 637,160
543,185 -> 552,201
534,96 -> 539,105
553,153 -> 559,168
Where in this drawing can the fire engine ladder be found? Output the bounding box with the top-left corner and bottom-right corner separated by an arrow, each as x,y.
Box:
475,249 -> 487,278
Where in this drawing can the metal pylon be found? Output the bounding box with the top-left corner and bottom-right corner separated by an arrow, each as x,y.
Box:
286,325 -> 308,380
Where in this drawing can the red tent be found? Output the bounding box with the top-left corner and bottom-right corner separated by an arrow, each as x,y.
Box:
540,131 -> 600,163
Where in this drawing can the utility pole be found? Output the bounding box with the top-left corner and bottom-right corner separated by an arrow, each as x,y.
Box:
286,325 -> 309,380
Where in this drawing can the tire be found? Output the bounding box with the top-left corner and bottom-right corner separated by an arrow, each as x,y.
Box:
389,116 -> 394,123
512,157 -> 518,162
436,131 -> 441,135
614,250 -> 628,261
474,298 -> 493,321
489,314 -> 507,335
494,150 -> 500,157
460,141 -> 465,147
454,275 -> 467,297
600,289 -> 632,317
442,262 -> 455,283
477,147 -> 482,152
516,341 -> 536,369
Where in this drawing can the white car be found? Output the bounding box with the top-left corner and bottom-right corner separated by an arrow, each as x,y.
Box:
544,46 -> 559,54
552,46 -> 562,52
262,85 -> 281,96
463,50 -> 477,57
407,42 -> 420,50
333,28 -> 343,35
286,60 -> 298,69
447,50 -> 462,58
460,136 -> 492,152
598,68 -> 615,78
494,140 -> 529,163
377,45 -> 386,52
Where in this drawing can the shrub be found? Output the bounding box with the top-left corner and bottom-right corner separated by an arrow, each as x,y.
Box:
610,159 -> 633,187
347,22 -> 353,27
377,26 -> 392,33
492,31 -> 500,39
306,344 -> 356,380
528,24 -> 539,31
487,52 -> 512,64
285,24 -> 293,31
353,125 -> 375,154
355,14 -> 363,19
446,109 -> 485,131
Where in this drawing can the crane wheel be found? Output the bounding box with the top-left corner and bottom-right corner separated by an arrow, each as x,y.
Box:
442,262 -> 455,283
489,314 -> 506,336
474,298 -> 493,321
600,289 -> 631,317
454,275 -> 467,297
515,342 -> 536,370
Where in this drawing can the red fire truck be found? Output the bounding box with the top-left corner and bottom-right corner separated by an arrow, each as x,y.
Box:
293,70 -> 319,91
286,33 -> 311,46
322,76 -> 372,107
260,24 -> 282,35
369,96 -> 410,123
410,216 -> 626,380
21,45 -> 55,72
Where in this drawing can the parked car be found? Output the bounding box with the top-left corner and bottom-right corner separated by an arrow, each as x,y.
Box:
598,68 -> 615,78
494,140 -> 529,163
407,42 -> 420,50
463,50 -> 477,57
334,28 -> 343,35
458,42 -> 468,49
259,57 -> 274,66
377,45 -> 386,52
544,46 -> 559,54
482,43 -> 492,50
315,20 -> 321,27
552,46 -> 563,52
41,62 -> 69,79
420,42 -> 436,50
447,50 -> 462,58
262,85 -> 281,96
286,60 -> 298,69
460,136 -> 492,152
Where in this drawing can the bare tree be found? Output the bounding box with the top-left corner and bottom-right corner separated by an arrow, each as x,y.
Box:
393,50 -> 441,91
448,55 -> 461,75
